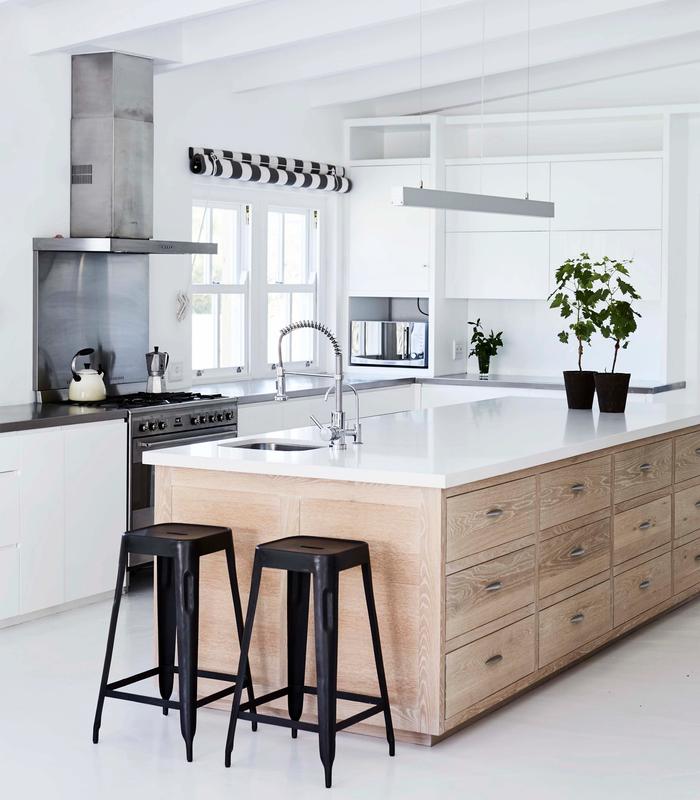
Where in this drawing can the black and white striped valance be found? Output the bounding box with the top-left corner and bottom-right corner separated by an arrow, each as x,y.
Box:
188,147 -> 352,193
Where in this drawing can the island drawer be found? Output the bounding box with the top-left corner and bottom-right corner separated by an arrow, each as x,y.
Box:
446,546 -> 535,639
674,485 -> 700,540
613,551 -> 671,627
613,494 -> 671,565
675,430 -> 700,484
446,477 -> 536,562
673,539 -> 700,594
614,441 -> 672,504
538,581 -> 612,666
538,519 -> 610,599
445,616 -> 535,718
539,456 -> 611,530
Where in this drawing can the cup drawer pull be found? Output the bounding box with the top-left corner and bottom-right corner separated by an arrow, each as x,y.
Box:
639,578 -> 652,590
484,654 -> 503,666
484,581 -> 502,592
694,500 -> 700,509
694,554 -> 700,563
569,546 -> 586,558
695,447 -> 700,456
485,508 -> 504,519
639,463 -> 653,472
639,520 -> 652,531
570,613 -> 585,624
570,483 -> 585,494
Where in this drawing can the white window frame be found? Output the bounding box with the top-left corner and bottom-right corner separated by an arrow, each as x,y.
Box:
191,198 -> 251,381
191,181 -> 327,383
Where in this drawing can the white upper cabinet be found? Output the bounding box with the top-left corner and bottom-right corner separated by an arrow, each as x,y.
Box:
347,164 -> 432,296
446,231 -> 550,300
445,162 -> 551,232
550,158 -> 663,231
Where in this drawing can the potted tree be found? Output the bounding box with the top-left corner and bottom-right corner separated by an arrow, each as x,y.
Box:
468,318 -> 503,378
594,256 -> 641,413
548,253 -> 605,409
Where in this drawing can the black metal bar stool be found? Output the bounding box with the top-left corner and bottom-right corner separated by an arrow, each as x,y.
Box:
225,535 -> 395,788
92,523 -> 257,762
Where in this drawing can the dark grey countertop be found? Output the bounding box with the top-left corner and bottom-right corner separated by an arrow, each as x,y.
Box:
0,403 -> 127,435
420,373 -> 687,394
0,372 -> 685,435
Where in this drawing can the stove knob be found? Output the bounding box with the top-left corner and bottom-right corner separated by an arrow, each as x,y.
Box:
148,421 -> 157,431
217,413 -> 224,422
191,416 -> 200,425
138,422 -> 148,432
199,415 -> 207,424
158,421 -> 167,430
225,411 -> 233,421
209,414 -> 216,423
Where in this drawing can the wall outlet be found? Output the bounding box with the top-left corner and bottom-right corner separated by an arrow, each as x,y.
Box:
452,340 -> 466,360
170,361 -> 184,381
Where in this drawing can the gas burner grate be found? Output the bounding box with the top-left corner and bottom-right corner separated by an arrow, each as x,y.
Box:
112,392 -> 225,408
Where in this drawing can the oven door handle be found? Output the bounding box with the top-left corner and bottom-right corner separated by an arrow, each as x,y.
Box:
134,429 -> 238,453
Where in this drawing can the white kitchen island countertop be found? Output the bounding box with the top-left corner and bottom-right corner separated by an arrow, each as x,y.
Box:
143,396 -> 700,489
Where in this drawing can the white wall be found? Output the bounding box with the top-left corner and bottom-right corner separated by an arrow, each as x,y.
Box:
152,64 -> 345,386
0,6 -> 70,406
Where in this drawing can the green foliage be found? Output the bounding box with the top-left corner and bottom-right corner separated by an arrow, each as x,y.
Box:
548,252 -> 608,371
595,256 -> 642,372
468,318 -> 504,361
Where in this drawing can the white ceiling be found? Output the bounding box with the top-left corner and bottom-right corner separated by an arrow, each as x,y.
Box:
15,0 -> 700,113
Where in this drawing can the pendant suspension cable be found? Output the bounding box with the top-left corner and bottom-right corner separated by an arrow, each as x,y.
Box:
479,0 -> 486,193
418,0 -> 425,189
525,0 -> 531,199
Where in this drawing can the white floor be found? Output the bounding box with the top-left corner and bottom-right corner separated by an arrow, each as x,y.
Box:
3,586 -> 700,800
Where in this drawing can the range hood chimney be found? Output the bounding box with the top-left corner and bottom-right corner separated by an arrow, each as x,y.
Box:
34,52 -> 215,256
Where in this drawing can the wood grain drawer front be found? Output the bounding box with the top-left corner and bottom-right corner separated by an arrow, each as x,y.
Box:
446,546 -> 535,639
675,430 -> 700,484
614,440 -> 672,504
613,552 -> 671,627
539,581 -> 612,666
540,457 -> 611,530
445,616 -> 535,718
538,519 -> 611,599
674,485 -> 700,540
673,539 -> 700,594
446,477 -> 536,562
613,495 -> 671,565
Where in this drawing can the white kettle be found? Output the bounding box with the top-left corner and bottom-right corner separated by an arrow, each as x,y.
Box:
68,347 -> 107,402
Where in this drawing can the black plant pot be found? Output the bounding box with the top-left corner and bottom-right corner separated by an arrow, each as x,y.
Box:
563,370 -> 596,410
595,372 -> 631,413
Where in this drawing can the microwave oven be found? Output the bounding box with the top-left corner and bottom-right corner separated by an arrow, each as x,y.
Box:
350,320 -> 428,368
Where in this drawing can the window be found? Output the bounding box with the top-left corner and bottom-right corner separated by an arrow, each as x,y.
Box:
191,198 -> 321,380
191,203 -> 250,375
266,208 -> 319,367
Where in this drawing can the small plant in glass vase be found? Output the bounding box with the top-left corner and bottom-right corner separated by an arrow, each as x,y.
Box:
468,319 -> 503,378
548,253 -> 606,409
594,256 -> 641,412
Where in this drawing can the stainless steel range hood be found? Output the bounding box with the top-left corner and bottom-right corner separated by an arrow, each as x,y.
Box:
33,52 -> 215,256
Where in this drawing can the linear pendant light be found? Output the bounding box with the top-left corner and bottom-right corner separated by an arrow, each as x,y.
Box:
393,0 -> 554,219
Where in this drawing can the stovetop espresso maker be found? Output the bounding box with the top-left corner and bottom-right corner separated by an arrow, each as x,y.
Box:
145,346 -> 169,394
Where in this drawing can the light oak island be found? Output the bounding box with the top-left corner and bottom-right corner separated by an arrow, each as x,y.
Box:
145,396 -> 700,744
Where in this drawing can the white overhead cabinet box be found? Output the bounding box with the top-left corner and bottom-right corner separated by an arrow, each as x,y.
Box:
347,165 -> 432,297
0,419 -> 127,623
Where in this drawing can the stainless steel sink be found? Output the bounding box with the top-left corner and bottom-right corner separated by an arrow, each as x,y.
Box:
223,440 -> 325,452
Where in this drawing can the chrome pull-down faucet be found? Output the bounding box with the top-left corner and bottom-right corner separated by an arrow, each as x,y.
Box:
275,321 -> 361,449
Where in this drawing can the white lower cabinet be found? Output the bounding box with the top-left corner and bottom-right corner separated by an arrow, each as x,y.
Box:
64,421 -> 127,602
0,418 -> 127,622
420,385 -> 564,408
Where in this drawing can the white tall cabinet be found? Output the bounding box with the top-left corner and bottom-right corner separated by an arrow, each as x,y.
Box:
0,418 -> 127,623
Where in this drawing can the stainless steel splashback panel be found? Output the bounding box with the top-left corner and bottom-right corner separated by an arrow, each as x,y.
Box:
350,320 -> 429,368
70,52 -> 153,239
34,250 -> 149,393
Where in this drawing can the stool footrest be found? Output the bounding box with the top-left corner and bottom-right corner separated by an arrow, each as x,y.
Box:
104,667 -> 243,712
237,685 -> 387,734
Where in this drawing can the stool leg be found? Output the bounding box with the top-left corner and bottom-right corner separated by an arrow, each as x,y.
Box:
174,547 -> 199,762
287,570 -> 310,738
92,537 -> 128,744
225,554 -> 263,768
224,542 -> 258,732
157,556 -> 176,716
361,562 -> 395,757
313,566 -> 339,789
